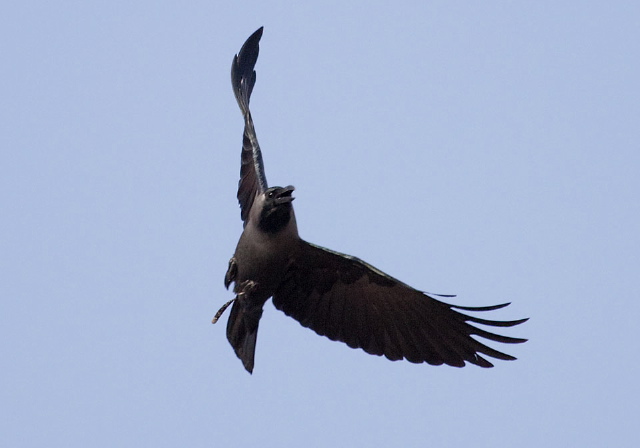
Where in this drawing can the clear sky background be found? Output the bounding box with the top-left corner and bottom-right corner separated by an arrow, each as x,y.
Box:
2,2 -> 639,447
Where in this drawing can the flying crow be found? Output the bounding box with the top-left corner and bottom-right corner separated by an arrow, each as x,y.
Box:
214,27 -> 527,373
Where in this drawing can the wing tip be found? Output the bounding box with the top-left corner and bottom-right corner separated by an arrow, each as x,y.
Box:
231,27 -> 265,111
451,301 -> 512,312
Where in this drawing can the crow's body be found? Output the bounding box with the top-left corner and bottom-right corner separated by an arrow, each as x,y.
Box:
216,27 -> 527,373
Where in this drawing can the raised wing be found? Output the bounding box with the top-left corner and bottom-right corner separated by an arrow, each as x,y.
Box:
273,241 -> 527,368
231,27 -> 268,223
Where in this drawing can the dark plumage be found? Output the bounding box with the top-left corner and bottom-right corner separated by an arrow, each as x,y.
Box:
214,27 -> 527,374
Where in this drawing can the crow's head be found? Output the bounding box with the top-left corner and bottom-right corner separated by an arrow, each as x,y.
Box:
258,185 -> 295,233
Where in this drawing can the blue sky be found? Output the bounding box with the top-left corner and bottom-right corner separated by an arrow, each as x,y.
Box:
2,1 -> 639,447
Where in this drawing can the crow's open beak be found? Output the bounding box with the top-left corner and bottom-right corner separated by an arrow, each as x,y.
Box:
275,185 -> 295,205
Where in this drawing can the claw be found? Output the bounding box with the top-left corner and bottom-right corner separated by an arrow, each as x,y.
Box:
238,280 -> 258,298
224,258 -> 238,290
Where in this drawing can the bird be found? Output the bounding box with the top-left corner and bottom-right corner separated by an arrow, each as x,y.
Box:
214,27 -> 527,374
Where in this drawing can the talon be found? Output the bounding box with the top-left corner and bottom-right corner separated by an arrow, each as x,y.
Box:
224,257 -> 238,290
244,280 -> 258,293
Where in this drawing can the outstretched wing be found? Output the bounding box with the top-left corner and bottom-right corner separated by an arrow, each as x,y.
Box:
273,241 -> 527,368
231,27 -> 268,224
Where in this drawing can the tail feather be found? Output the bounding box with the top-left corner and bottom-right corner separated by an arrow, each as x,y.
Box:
226,299 -> 264,373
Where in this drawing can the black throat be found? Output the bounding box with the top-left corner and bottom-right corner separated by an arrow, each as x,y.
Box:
258,204 -> 292,234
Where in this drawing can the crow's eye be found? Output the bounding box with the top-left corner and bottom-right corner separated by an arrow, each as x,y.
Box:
267,191 -> 275,198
